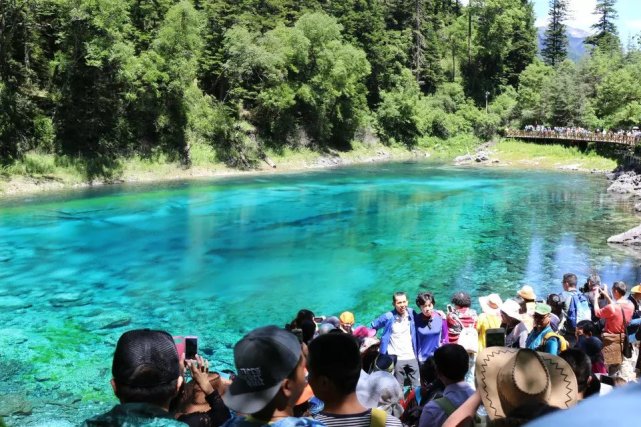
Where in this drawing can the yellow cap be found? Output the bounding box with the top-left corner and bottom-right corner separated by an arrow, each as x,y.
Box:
339,311 -> 355,324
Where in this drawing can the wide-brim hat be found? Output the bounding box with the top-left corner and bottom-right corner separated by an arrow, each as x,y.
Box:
631,285 -> 641,295
500,299 -> 522,321
356,370 -> 401,409
517,285 -> 536,301
479,294 -> 503,315
353,325 -> 376,338
476,347 -> 578,420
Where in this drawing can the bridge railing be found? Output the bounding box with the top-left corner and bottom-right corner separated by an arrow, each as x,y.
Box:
505,129 -> 641,146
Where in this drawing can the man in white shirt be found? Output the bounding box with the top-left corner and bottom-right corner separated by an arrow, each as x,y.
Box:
371,292 -> 419,387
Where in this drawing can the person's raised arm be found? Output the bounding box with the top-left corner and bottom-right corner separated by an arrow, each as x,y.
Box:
370,312 -> 388,330
188,355 -> 215,396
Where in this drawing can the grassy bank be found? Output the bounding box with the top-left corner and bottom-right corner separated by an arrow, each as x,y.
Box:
0,138 -> 621,197
493,139 -> 618,171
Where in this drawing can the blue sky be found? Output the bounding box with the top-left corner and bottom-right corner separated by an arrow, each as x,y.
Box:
532,0 -> 641,42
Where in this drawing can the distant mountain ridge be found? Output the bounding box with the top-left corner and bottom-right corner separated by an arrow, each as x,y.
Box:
537,26 -> 590,62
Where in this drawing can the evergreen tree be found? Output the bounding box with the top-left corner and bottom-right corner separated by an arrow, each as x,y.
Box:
585,0 -> 620,52
541,0 -> 569,66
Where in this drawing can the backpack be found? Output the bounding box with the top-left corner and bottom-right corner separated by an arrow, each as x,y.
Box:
400,387 -> 425,427
434,396 -> 457,417
458,327 -> 479,354
566,291 -> 591,330
451,312 -> 479,354
541,331 -> 569,353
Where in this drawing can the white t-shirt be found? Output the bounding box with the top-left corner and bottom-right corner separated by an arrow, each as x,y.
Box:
387,314 -> 415,359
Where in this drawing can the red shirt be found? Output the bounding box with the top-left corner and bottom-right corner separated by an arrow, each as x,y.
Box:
594,299 -> 634,334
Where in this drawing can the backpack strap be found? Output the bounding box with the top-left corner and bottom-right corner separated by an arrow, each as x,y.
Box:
542,331 -> 566,352
414,386 -> 424,406
434,396 -> 457,417
370,408 -> 387,427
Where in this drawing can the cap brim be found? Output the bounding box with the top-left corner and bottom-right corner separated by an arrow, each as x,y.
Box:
222,381 -> 282,414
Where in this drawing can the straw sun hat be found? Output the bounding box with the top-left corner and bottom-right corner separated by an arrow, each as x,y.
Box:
475,347 -> 578,420
517,285 -> 536,301
479,294 -> 503,315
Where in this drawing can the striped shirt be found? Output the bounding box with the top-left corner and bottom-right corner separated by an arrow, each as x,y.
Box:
314,409 -> 402,427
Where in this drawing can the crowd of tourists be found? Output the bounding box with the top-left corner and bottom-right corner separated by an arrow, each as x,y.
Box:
521,125 -> 641,141
82,272 -> 641,427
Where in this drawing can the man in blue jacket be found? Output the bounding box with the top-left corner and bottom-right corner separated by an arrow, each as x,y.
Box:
370,291 -> 419,387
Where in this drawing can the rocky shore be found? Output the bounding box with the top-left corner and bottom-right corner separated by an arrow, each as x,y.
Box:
607,171 -> 641,247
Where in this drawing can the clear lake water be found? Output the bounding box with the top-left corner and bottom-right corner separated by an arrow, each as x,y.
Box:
1,162 -> 640,425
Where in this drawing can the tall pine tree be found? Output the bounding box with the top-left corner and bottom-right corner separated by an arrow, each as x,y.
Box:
585,0 -> 620,52
541,0 -> 568,66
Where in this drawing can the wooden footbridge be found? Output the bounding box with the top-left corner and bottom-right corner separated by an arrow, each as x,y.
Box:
505,129 -> 641,170
505,129 -> 640,146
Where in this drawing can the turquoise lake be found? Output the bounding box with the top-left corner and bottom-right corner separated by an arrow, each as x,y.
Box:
1,162 -> 641,425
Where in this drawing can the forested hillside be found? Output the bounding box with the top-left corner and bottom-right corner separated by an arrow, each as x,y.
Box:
1,0 -> 640,176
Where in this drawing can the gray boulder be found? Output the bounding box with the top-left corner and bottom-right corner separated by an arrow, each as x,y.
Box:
454,154 -> 473,164
607,171 -> 641,195
608,224 -> 641,246
475,151 -> 490,162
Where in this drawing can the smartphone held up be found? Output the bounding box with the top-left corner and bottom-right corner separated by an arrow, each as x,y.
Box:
173,335 -> 198,360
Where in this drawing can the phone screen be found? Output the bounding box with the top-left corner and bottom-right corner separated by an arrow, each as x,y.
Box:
600,375 -> 614,386
185,336 -> 198,359
485,328 -> 506,348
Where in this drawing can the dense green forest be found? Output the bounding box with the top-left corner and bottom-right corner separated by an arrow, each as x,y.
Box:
1,0 -> 640,176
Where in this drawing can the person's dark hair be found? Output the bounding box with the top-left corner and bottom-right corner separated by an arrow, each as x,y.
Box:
308,333 -> 362,395
451,291 -> 471,308
419,356 -> 438,386
577,320 -> 594,336
587,274 -> 601,288
584,374 -> 601,398
559,349 -> 592,394
612,281 -> 627,297
416,292 -> 436,308
115,377 -> 179,406
433,344 -> 469,382
392,291 -> 407,304
289,309 -> 315,330
563,273 -> 577,288
300,319 -> 316,344
546,294 -> 562,310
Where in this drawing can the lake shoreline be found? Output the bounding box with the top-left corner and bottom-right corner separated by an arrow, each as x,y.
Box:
0,140 -> 619,199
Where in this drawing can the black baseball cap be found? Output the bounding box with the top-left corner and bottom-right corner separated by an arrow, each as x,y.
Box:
112,329 -> 180,387
222,325 -> 302,414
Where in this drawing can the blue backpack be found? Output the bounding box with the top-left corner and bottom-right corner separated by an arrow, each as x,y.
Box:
566,291 -> 591,329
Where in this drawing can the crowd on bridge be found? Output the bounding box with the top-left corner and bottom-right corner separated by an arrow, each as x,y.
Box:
518,125 -> 641,143
81,272 -> 641,427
